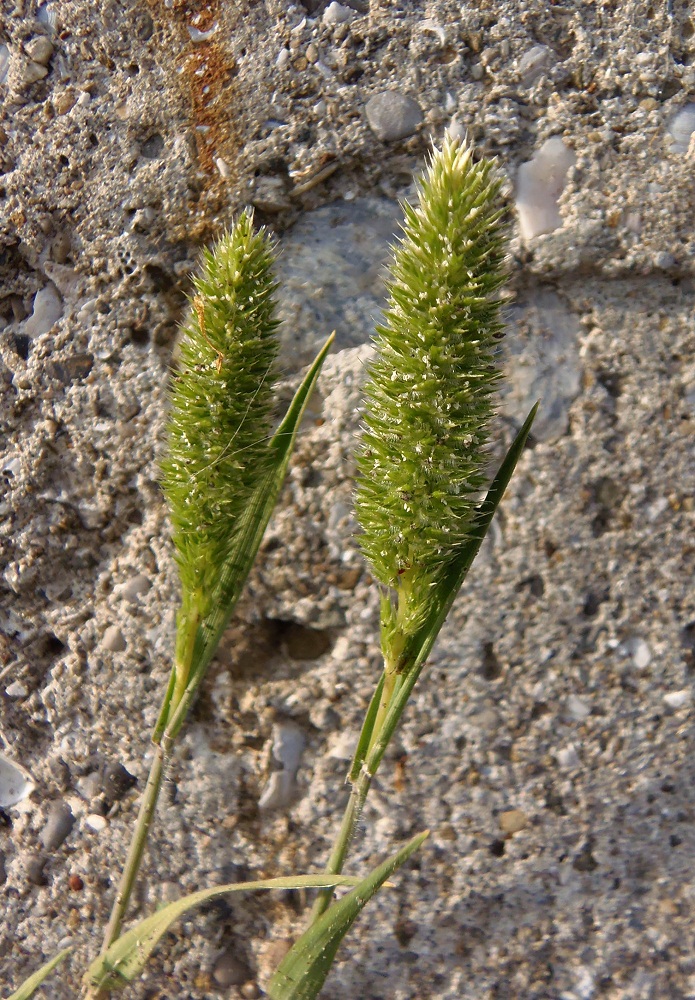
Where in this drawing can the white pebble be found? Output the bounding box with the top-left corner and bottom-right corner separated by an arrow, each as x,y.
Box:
0,45 -> 10,85
556,743 -> 580,770
2,455 -> 21,477
187,23 -> 218,42
566,695 -> 590,721
276,48 -> 290,70
0,752 -> 34,808
323,1 -> 354,24
259,722 -> 306,811
102,625 -> 126,652
5,681 -> 28,699
36,2 -> 58,29
667,103 -> 695,153
271,721 -> 305,774
21,60 -> 48,84
24,36 -> 53,66
84,813 -> 108,832
630,637 -> 652,669
446,117 -> 466,144
331,636 -> 350,661
624,211 -> 641,234
25,283 -> 63,338
258,771 -> 294,811
215,156 -> 230,179
663,689 -> 691,710
517,45 -> 552,87
116,574 -> 151,600
515,136 -> 576,240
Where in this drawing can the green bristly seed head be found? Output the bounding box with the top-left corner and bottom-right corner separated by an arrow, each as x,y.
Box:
355,135 -> 507,625
160,211 -> 279,607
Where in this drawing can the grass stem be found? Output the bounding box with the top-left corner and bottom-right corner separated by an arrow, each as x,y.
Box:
100,739 -> 167,953
309,767 -> 372,922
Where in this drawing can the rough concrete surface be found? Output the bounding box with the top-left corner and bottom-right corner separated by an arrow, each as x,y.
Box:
1,1 -> 694,998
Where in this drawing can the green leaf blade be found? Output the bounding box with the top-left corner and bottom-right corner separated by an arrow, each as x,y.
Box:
7,947 -> 71,1000
268,831 -> 429,1000
84,871 -> 359,992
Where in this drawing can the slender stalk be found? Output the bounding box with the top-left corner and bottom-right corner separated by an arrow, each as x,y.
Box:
100,738 -> 168,953
309,647 -> 414,923
309,768 -> 373,921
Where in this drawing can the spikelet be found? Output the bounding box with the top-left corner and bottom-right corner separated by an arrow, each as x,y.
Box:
160,211 -> 279,610
355,135 -> 507,640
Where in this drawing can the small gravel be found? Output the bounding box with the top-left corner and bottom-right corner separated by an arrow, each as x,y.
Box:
365,91 -> 423,142
39,800 -> 75,851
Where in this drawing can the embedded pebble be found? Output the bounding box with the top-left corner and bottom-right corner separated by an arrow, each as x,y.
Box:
5,680 -> 28,698
503,290 -> 582,441
84,813 -> 108,832
556,744 -> 580,770
76,770 -> 102,802
102,625 -> 126,652
663,689 -> 691,710
0,752 -> 34,807
26,854 -> 48,886
259,721 -> 306,811
276,196 -> 400,367
36,2 -> 57,29
39,800 -> 75,851
24,36 -> 54,66
620,636 -> 652,669
566,695 -> 591,721
102,761 -> 137,803
365,91 -> 423,142
276,47 -> 290,70
517,44 -> 553,87
215,156 -> 230,180
187,23 -> 218,42
252,176 -> 291,213
212,948 -> 253,988
115,573 -> 151,600
515,136 -> 576,240
130,207 -> 155,233
3,455 -> 21,477
271,720 -> 305,774
323,2 -> 354,24
20,59 -> 49,85
631,638 -> 652,669
52,87 -> 76,114
24,283 -> 63,338
667,104 -> 695,154
258,770 -> 294,811
0,45 -> 9,85
499,809 -> 528,834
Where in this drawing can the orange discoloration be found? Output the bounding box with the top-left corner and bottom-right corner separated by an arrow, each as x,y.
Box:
181,41 -> 239,175
147,0 -> 244,240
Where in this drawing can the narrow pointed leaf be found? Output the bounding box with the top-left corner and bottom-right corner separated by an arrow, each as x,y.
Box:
268,831 -> 429,1000
355,403 -> 538,780
7,947 -> 71,1000
347,669 -> 385,783
84,870 -> 359,992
